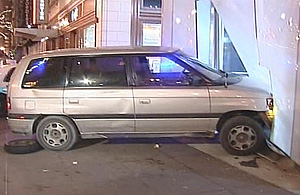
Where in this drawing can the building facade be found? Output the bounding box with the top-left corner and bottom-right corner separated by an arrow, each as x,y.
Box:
43,0 -> 162,50
0,0 -> 13,61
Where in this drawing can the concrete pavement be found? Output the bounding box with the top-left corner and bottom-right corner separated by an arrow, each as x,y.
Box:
0,118 -> 297,195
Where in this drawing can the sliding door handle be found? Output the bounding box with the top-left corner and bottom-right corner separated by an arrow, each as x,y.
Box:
139,99 -> 151,104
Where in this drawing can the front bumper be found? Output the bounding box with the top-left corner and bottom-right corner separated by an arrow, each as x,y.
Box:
7,118 -> 34,135
258,112 -> 274,139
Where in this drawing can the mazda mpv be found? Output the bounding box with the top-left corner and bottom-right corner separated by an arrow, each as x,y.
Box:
7,47 -> 274,155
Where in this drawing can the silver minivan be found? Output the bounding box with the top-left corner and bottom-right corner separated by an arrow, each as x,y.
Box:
7,47 -> 274,155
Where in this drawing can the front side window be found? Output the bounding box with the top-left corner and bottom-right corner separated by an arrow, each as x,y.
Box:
22,58 -> 66,88
131,55 -> 203,86
68,56 -> 127,87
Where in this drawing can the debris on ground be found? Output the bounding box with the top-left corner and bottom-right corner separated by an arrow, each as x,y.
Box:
154,144 -> 160,148
239,157 -> 259,168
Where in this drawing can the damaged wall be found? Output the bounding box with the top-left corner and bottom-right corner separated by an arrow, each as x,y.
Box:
212,0 -> 300,164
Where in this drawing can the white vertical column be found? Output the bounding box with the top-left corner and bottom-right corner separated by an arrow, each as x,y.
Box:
96,0 -> 103,47
292,3 -> 300,165
101,0 -> 131,47
161,0 -> 174,47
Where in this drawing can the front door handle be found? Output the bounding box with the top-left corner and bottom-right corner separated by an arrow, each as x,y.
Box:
139,99 -> 151,104
69,99 -> 79,104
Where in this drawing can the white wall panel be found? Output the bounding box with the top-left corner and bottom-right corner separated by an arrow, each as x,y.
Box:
211,0 -> 271,92
256,0 -> 300,156
161,0 -> 196,56
208,0 -> 300,164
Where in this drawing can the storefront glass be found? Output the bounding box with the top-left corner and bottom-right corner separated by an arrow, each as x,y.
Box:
142,23 -> 161,46
84,24 -> 95,48
221,29 -> 246,72
196,0 -> 246,73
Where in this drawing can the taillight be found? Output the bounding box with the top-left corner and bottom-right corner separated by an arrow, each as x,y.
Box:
7,97 -> 11,110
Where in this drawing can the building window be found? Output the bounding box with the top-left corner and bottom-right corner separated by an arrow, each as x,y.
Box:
142,0 -> 161,9
132,0 -> 162,46
142,22 -> 161,46
196,0 -> 246,74
84,24 -> 95,48
219,29 -> 246,72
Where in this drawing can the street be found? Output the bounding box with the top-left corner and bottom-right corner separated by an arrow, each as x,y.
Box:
0,118 -> 295,195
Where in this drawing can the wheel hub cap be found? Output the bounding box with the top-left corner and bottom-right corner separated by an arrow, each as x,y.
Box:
51,130 -> 61,138
236,133 -> 248,143
228,125 -> 257,151
42,122 -> 69,147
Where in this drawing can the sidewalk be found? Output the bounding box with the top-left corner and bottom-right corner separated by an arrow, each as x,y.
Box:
190,144 -> 300,194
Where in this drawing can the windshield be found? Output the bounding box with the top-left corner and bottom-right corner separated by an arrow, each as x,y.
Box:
174,51 -> 223,81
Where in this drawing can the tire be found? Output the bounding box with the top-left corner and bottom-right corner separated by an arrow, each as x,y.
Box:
220,116 -> 265,156
4,139 -> 42,154
36,116 -> 78,151
0,94 -> 6,117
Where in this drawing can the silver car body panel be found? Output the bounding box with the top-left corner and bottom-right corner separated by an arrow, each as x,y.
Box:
133,87 -> 211,132
209,78 -> 270,115
9,88 -> 64,114
63,88 -> 134,133
209,87 -> 269,113
7,118 -> 34,135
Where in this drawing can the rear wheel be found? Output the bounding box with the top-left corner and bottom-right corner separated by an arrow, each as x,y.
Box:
36,116 -> 78,151
220,116 -> 265,156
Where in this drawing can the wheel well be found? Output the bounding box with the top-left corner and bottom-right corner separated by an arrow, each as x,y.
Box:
32,115 -> 80,134
216,111 -> 266,132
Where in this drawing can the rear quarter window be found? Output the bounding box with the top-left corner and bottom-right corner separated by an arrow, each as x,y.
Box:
22,57 -> 66,88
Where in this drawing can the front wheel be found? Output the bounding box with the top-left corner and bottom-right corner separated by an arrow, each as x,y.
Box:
220,116 -> 265,156
36,116 -> 78,151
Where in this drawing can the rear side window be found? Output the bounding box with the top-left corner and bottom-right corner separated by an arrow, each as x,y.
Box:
3,67 -> 16,82
22,57 -> 66,88
68,56 -> 127,87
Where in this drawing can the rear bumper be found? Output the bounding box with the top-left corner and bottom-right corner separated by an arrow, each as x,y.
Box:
7,118 -> 34,135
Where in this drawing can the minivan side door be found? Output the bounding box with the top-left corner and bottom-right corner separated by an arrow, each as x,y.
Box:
63,55 -> 134,136
129,54 -> 211,133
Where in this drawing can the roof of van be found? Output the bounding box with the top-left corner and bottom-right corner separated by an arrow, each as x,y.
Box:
22,46 -> 181,60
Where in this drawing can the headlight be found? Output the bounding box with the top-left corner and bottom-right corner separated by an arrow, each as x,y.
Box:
266,97 -> 275,121
266,97 -> 273,110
